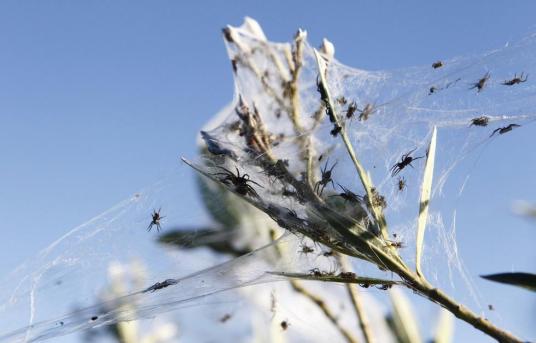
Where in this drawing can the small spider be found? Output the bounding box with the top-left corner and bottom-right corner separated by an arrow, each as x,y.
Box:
309,268 -> 323,277
314,160 -> 337,195
469,116 -> 489,127
397,176 -> 406,191
428,86 -> 439,95
299,243 -> 315,255
358,103 -> 375,121
142,278 -> 178,293
488,304 -> 495,311
322,249 -> 334,258
220,313 -> 232,323
147,208 -> 165,232
390,148 -> 423,176
432,61 -> 443,69
345,100 -> 358,119
502,72 -> 528,86
377,284 -> 392,291
469,72 -> 491,92
490,123 -> 521,137
365,187 -> 387,209
280,320 -> 290,331
386,240 -> 405,249
213,166 -> 263,197
330,183 -> 362,203
338,271 -> 356,279
330,124 -> 342,137
336,96 -> 348,105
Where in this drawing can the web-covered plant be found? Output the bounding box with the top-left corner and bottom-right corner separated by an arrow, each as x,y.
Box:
1,18 -> 535,343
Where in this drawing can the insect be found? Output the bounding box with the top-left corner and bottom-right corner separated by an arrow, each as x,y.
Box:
147,208 -> 165,232
390,148 -> 424,176
469,72 -> 491,92
314,160 -> 337,195
143,278 -> 178,293
345,100 -> 358,119
280,320 -> 290,331
502,72 -> 528,86
469,115 -> 489,127
490,123 -> 521,137
330,183 -> 362,203
432,61 -> 443,69
358,103 -> 375,121
397,176 -> 406,191
213,166 -> 263,197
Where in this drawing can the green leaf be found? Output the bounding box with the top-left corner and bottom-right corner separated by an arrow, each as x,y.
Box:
416,126 -> 437,277
481,272 -> 536,292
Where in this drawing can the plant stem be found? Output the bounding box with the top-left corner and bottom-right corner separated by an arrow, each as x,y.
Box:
339,256 -> 374,343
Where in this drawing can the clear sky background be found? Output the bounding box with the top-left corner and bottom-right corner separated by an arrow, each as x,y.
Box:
0,1 -> 535,342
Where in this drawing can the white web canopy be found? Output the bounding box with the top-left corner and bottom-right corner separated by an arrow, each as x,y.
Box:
1,18 -> 535,343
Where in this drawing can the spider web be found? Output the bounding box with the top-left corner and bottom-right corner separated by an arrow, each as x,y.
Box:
1,18 -> 535,342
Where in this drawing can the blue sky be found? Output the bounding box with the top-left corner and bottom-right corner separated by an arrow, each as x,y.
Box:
0,1 -> 535,342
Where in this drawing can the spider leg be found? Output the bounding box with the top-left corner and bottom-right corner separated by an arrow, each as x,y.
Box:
147,223 -> 154,232
246,178 -> 264,188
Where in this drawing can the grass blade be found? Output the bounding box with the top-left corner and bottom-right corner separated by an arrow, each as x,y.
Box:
388,288 -> 422,343
415,126 -> 437,277
481,272 -> 536,292
433,308 -> 454,343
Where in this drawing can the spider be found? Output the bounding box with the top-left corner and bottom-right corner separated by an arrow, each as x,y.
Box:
213,166 -> 263,197
490,123 -> 521,137
428,86 -> 439,95
469,115 -> 489,127
220,314 -> 232,323
280,320 -> 290,331
469,72 -> 491,92
386,240 -> 405,249
358,103 -> 375,121
390,148 -> 423,176
330,183 -> 362,203
142,278 -> 178,293
147,208 -> 165,232
314,160 -> 337,195
397,176 -> 406,191
338,271 -> 356,279
432,61 -> 443,69
502,72 -> 528,86
345,100 -> 358,119
309,268 -> 323,277
299,243 -> 315,255
330,124 -> 342,137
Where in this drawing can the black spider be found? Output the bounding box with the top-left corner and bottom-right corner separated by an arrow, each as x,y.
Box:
213,166 -> 263,197
390,148 -> 423,176
147,208 -> 165,232
502,72 -> 528,86
469,116 -> 489,127
432,61 -> 443,69
397,176 -> 406,191
469,72 -> 490,93
142,279 -> 178,293
358,103 -> 375,121
490,124 -> 521,137
330,183 -> 362,203
314,160 -> 337,195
